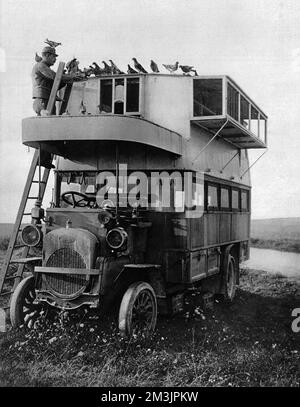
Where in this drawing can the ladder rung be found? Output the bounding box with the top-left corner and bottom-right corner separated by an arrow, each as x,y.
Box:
28,197 -> 39,200
0,291 -> 14,296
32,180 -> 46,184
14,245 -> 25,249
5,275 -> 18,281
23,213 -> 32,216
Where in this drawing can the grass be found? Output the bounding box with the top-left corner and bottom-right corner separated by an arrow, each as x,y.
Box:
0,268 -> 299,387
250,238 -> 300,253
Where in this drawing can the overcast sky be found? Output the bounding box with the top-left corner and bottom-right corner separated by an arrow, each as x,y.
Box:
0,0 -> 300,222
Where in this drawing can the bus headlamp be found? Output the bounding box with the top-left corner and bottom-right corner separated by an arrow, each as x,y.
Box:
21,224 -> 42,247
106,227 -> 127,250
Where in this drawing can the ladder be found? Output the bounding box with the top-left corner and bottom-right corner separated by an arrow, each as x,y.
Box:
0,62 -> 70,312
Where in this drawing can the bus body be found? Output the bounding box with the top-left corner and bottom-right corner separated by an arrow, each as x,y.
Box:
13,72 -> 267,336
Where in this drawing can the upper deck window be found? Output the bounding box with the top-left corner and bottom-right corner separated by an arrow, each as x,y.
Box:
193,79 -> 222,117
99,77 -> 140,115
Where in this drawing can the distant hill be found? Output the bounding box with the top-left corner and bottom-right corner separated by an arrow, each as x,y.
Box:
0,223 -> 13,237
251,218 -> 300,240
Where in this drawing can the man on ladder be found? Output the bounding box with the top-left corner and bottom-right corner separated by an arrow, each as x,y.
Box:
32,46 -> 78,116
32,46 -> 80,168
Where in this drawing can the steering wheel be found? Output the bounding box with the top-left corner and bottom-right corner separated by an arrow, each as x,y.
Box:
61,191 -> 96,208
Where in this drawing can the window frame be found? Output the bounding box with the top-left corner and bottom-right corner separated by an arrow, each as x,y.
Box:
205,182 -> 219,211
231,187 -> 240,212
99,76 -> 142,115
220,185 -> 231,211
241,189 -> 249,212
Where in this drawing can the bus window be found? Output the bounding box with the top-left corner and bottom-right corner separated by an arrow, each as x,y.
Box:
193,79 -> 222,117
241,190 -> 249,211
227,83 -> 239,121
126,78 -> 140,113
220,187 -> 230,210
100,79 -> 113,113
232,188 -> 240,211
207,184 -> 219,210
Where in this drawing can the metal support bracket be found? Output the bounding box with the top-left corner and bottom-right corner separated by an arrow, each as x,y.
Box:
240,149 -> 268,179
192,119 -> 229,163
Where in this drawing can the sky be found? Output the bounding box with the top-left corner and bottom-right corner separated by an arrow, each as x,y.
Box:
0,0 -> 300,222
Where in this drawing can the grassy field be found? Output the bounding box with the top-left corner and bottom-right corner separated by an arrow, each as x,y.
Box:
0,267 -> 299,387
250,218 -> 300,253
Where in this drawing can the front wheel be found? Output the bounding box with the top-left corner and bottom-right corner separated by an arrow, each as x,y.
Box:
10,276 -> 42,329
118,281 -> 157,338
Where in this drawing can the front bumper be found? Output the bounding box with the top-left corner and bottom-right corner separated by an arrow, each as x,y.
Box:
34,266 -> 101,310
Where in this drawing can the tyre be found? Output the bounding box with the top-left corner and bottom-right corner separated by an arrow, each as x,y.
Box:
222,254 -> 237,302
10,276 -> 42,329
118,281 -> 157,338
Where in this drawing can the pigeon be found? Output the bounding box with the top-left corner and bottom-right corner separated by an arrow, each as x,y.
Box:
150,60 -> 159,73
44,38 -> 62,48
179,65 -> 198,75
127,64 -> 138,74
109,59 -> 124,74
132,58 -> 148,73
66,58 -> 79,74
35,52 -> 42,62
79,100 -> 87,115
102,60 -> 113,74
162,61 -> 179,74
83,67 -> 94,77
92,62 -> 104,75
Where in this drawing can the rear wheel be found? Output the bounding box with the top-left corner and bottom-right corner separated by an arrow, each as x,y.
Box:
118,281 -> 157,338
10,276 -> 42,329
223,254 -> 237,302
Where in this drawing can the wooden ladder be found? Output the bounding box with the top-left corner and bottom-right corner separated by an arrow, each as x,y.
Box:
0,62 -> 71,313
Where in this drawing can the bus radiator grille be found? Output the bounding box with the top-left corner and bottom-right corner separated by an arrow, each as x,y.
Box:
44,248 -> 87,297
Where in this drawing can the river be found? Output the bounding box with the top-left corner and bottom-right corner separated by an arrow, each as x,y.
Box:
241,247 -> 300,277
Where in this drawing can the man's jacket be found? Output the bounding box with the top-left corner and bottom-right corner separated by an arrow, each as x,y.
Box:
32,61 -> 71,99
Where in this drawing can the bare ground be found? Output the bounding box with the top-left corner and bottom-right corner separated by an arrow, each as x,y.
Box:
0,252 -> 299,387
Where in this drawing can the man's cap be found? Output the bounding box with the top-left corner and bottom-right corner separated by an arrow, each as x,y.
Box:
42,46 -> 58,56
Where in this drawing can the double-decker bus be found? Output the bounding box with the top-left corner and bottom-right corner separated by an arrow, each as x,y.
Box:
3,71 -> 267,337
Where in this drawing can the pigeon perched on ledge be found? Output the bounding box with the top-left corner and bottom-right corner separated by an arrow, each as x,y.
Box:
150,60 -> 159,73
132,58 -> 148,73
92,62 -> 104,75
162,61 -> 179,74
102,60 -> 113,74
44,38 -> 62,48
179,65 -> 198,75
66,58 -> 79,74
109,59 -> 124,74
127,64 -> 138,74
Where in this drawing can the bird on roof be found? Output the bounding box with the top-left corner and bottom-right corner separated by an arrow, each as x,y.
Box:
35,52 -> 42,62
66,58 -> 79,74
127,64 -> 138,74
83,67 -> 94,77
162,61 -> 179,74
102,60 -> 113,74
92,62 -> 104,76
132,58 -> 148,73
179,65 -> 198,75
109,60 -> 124,74
44,38 -> 62,48
79,100 -> 87,115
150,60 -> 159,73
